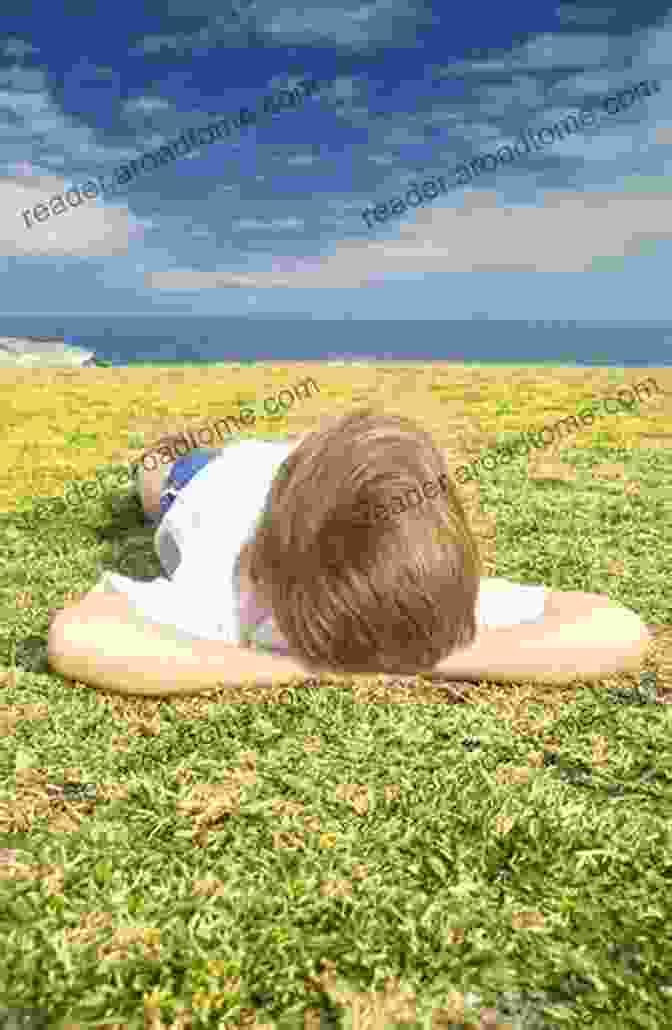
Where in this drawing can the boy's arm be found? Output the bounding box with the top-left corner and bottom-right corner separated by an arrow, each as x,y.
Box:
285,432 -> 310,448
47,590 -> 322,698
48,588 -> 651,696
433,591 -> 651,686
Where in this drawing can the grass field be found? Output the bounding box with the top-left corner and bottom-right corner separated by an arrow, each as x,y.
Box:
0,362 -> 671,1030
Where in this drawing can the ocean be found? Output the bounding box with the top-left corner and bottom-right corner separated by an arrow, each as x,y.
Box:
0,315 -> 670,367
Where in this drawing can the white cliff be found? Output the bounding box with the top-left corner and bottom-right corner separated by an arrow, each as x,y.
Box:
0,336 -> 104,367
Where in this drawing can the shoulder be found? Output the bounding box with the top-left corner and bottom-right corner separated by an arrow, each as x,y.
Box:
481,579 -> 624,620
206,438 -> 293,490
477,577 -> 548,629
213,437 -> 293,467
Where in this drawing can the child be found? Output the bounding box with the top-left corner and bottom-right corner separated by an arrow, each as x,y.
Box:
47,409 -> 650,697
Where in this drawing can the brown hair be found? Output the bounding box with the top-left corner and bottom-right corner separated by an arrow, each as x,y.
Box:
238,409 -> 482,675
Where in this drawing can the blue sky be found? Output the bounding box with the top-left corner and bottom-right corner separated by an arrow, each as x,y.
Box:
2,0 -> 672,320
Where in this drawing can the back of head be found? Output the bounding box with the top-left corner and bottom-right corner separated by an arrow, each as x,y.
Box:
240,409 -> 482,675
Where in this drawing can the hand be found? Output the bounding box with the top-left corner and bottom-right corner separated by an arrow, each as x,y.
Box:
285,432 -> 309,447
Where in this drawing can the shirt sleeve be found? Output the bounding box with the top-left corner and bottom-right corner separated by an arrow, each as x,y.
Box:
477,578 -> 547,630
239,579 -> 549,656
96,570 -> 238,643
91,441 -> 294,647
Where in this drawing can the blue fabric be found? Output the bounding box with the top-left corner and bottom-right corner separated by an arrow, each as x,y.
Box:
146,448 -> 219,525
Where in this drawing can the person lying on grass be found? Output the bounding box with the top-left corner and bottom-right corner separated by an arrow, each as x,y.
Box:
47,409 -> 651,697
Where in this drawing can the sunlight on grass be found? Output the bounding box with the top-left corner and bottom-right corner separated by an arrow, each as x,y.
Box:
0,363 -> 670,1030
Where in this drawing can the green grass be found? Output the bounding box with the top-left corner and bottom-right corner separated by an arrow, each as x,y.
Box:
0,373 -> 671,1030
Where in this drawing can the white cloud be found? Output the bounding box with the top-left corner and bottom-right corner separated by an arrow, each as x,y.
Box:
257,0 -> 439,50
517,31 -> 615,69
128,13 -> 245,58
381,126 -> 428,146
145,269 -> 295,289
0,71 -> 143,175
435,32 -> 620,79
476,76 -> 546,115
122,96 -> 174,117
0,65 -> 45,92
368,153 -> 397,166
557,6 -> 619,26
145,185 -> 672,289
1,39 -> 39,59
2,171 -> 136,256
234,216 -> 304,230
130,0 -> 439,53
286,153 -> 318,166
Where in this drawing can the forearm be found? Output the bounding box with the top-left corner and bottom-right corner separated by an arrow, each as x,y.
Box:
433,606 -> 651,686
47,591 -> 319,697
47,588 -> 652,696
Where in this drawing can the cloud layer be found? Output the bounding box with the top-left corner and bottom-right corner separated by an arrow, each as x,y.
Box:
2,4 -> 671,318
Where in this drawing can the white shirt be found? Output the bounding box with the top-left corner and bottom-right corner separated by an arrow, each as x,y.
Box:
94,438 -> 548,650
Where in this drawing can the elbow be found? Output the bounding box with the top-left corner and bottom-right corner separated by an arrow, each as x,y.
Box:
633,617 -> 652,661
47,609 -> 73,676
637,616 -> 652,652
47,606 -> 89,679
578,602 -> 652,680
612,607 -> 652,667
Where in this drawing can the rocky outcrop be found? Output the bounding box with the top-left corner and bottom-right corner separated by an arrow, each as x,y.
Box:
0,336 -> 109,367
